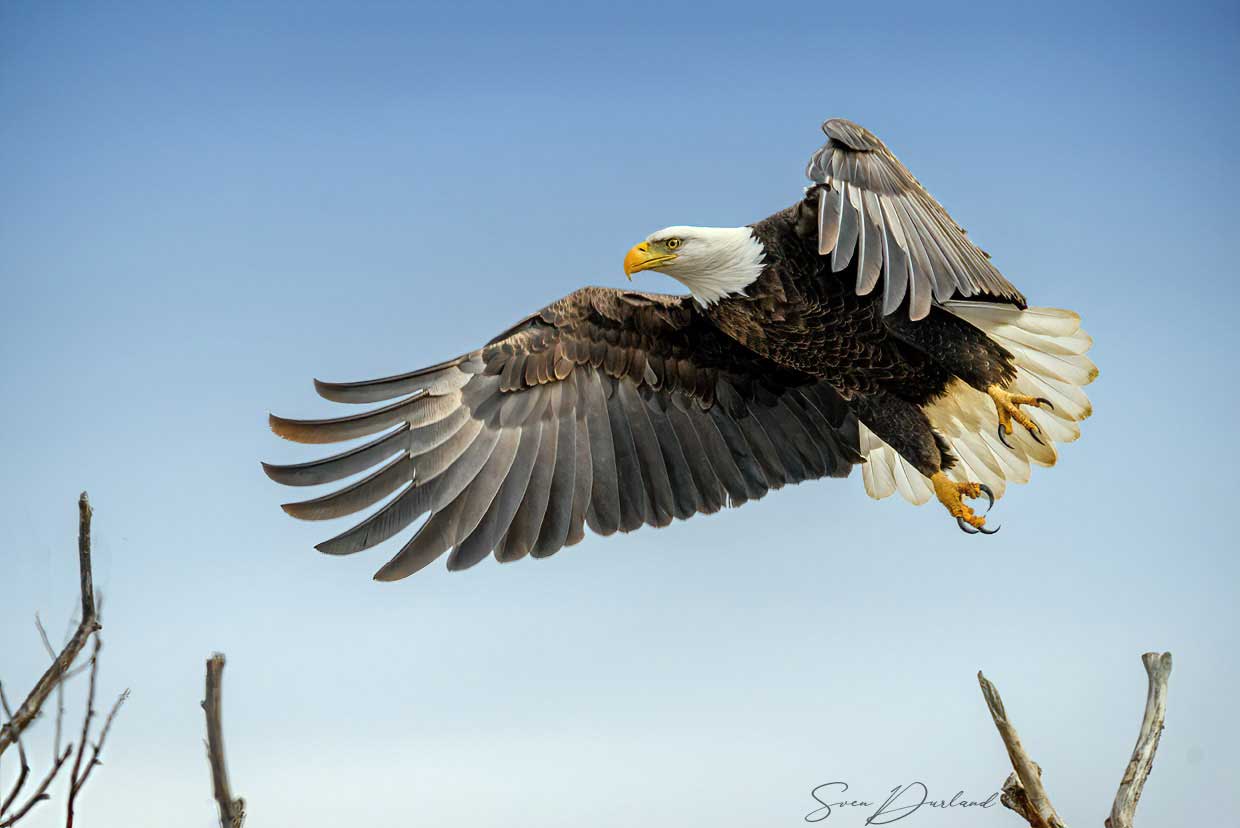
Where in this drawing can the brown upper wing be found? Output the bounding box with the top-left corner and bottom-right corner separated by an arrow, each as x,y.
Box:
806,118 -> 1026,320
264,287 -> 861,581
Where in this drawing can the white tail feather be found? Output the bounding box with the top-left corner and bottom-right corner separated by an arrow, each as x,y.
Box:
859,301 -> 1097,504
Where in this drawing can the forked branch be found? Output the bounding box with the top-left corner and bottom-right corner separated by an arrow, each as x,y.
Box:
0,493 -> 127,828
65,637 -> 129,828
0,494 -> 99,757
979,652 -> 1172,828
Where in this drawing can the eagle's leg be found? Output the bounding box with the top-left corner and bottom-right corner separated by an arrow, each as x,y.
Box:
851,391 -> 998,534
931,474 -> 997,535
883,309 -> 1047,454
988,386 -> 1053,449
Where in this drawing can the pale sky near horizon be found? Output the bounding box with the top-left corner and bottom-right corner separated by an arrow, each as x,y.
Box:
2,2 -> 1237,826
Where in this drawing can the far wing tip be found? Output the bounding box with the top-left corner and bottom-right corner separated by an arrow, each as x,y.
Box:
268,412 -> 295,439
372,561 -> 408,582
313,378 -> 347,402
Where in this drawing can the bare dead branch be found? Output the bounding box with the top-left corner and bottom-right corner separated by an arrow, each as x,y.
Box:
0,685 -> 30,818
0,493 -> 125,827
977,671 -> 1066,828
32,614 -> 65,758
999,770 -> 1039,824
76,494 -> 96,624
33,616 -> 66,757
203,654 -> 245,828
980,652 -> 1173,828
69,689 -> 128,802
0,494 -> 100,757
1106,652 -> 1172,828
64,636 -> 100,828
0,746 -> 73,828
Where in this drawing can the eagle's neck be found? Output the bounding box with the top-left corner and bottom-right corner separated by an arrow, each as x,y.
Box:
675,227 -> 767,306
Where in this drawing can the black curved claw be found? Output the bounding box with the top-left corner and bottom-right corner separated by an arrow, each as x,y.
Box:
998,422 -> 1044,447
976,483 -> 995,513
1035,397 -> 1054,411
956,517 -> 979,535
977,522 -> 1001,535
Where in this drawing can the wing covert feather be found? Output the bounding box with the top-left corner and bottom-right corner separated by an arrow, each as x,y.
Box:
805,118 -> 1026,319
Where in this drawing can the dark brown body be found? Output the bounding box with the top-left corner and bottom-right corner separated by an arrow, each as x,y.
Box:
706,196 -> 1017,476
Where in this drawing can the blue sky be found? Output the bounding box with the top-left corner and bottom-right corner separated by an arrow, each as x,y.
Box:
2,1 -> 1237,825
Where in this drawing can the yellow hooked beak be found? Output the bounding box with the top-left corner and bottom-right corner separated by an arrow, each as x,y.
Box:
623,242 -> 677,280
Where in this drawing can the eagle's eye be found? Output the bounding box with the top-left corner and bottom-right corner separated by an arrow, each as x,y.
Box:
665,238 -> 683,250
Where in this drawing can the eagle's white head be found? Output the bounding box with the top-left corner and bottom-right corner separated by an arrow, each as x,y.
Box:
623,225 -> 766,306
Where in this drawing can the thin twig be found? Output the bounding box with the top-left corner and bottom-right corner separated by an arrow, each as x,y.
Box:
34,615 -> 66,759
0,685 -> 30,818
58,665 -> 92,684
0,494 -> 100,757
977,671 -> 1065,828
0,747 -> 73,828
1106,652 -> 1173,828
63,636 -> 101,828
203,654 -> 245,828
70,689 -> 128,799
33,616 -> 56,658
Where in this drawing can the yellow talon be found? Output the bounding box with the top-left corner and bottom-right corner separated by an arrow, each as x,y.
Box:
931,472 -> 999,535
988,386 -> 1050,448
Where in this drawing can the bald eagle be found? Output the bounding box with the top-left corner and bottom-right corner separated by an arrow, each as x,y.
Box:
264,119 -> 1096,581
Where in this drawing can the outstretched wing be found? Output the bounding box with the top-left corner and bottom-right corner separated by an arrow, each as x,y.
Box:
264,287 -> 861,581
805,118 -> 1026,320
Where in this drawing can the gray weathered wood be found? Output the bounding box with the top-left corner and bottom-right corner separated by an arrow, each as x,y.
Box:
978,671 -> 1066,828
1106,653 -> 1172,828
980,652 -> 1173,828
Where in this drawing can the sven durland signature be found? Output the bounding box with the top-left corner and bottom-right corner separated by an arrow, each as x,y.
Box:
805,781 -> 999,824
